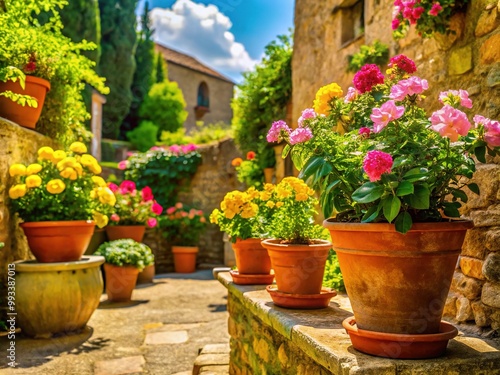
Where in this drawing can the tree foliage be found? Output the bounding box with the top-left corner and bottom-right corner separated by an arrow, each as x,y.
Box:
153,51 -> 168,83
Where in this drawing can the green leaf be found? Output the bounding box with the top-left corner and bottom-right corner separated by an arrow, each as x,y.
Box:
392,157 -> 407,169
282,144 -> 291,158
408,185 -> 430,209
468,183 -> 480,195
313,161 -> 333,185
402,167 -> 428,182
443,202 -> 460,217
474,146 -> 486,163
395,212 -> 412,234
451,189 -> 468,203
352,182 -> 384,203
361,204 -> 381,223
298,156 -> 324,182
383,195 -> 401,223
320,190 -> 334,219
396,181 -> 414,196
324,179 -> 341,196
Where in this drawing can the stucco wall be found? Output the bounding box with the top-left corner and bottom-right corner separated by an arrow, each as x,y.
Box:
167,63 -> 234,132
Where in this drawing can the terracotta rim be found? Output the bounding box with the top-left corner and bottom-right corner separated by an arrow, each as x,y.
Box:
323,218 -> 474,232
261,238 -> 332,250
25,75 -> 51,91
14,256 -> 105,272
266,285 -> 337,309
229,270 -> 275,285
20,220 -> 94,228
266,285 -> 337,299
172,246 -> 199,254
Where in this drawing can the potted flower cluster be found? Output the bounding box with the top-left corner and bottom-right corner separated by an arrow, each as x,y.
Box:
160,202 -> 207,273
94,239 -> 154,302
9,142 -> 115,262
107,180 -> 163,242
231,151 -> 265,188
268,55 -> 500,357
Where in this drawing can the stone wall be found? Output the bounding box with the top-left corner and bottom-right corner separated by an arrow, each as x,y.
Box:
293,0 -> 500,332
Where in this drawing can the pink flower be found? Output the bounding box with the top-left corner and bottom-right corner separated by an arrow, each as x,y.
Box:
388,55 -> 417,74
108,182 -> 119,192
166,206 -> 176,215
474,115 -> 500,147
430,105 -> 471,142
353,64 -> 385,93
175,202 -> 183,209
147,218 -> 157,228
370,100 -> 405,133
119,180 -> 136,194
152,202 -> 163,215
389,76 -> 428,101
289,127 -> 313,145
359,127 -> 371,138
111,214 -> 120,222
344,87 -> 359,103
169,145 -> 181,154
150,146 -> 161,151
391,18 -> 401,30
438,90 -> 473,109
141,186 -> 154,202
181,144 -> 197,153
412,6 -> 425,21
363,151 -> 394,182
267,120 -> 291,142
429,2 -> 443,16
298,108 -> 317,127
118,160 -> 128,170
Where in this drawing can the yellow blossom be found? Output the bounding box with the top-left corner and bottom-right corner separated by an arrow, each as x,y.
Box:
26,163 -> 42,175
57,157 -> 78,171
25,175 -> 42,188
295,193 -> 309,201
88,162 -> 102,174
69,142 -> 87,154
260,191 -> 271,201
9,184 -> 27,199
46,179 -> 66,194
266,201 -> 276,209
9,164 -> 26,177
209,210 -> 220,224
37,146 -> 54,161
73,163 -> 83,176
60,167 -> 78,180
92,176 -> 106,187
240,203 -> 258,218
224,208 -> 237,219
80,154 -> 98,167
97,187 -> 116,206
52,150 -> 67,163
264,183 -> 274,192
276,201 -> 284,208
93,212 -> 109,228
313,83 -> 343,115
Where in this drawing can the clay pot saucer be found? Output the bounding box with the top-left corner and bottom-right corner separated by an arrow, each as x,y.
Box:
342,317 -> 458,359
230,270 -> 275,285
266,285 -> 337,309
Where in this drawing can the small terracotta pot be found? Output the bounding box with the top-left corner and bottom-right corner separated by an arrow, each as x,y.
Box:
104,263 -> 139,302
20,220 -> 95,263
137,264 -> 155,284
261,239 -> 331,295
263,168 -> 274,183
232,238 -> 271,274
172,246 -> 198,273
0,75 -> 50,129
106,225 -> 146,242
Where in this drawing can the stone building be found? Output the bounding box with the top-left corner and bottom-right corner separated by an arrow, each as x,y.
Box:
155,43 -> 235,133
293,0 -> 500,332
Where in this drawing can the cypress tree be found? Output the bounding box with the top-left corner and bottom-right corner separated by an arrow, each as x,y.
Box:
153,51 -> 168,83
98,0 -> 138,139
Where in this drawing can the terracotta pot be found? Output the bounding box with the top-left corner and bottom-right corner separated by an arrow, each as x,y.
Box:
14,256 -> 104,338
232,238 -> 272,274
172,246 -> 198,273
323,219 -> 473,335
104,263 -> 139,302
137,264 -> 155,284
261,239 -> 331,295
263,168 -> 274,184
85,228 -> 108,255
20,220 -> 95,263
0,75 -> 50,129
106,225 -> 145,242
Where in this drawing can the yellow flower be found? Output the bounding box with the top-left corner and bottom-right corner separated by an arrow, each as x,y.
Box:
52,150 -> 67,163
209,210 -> 220,224
93,212 -> 109,228
266,201 -> 276,209
69,142 -> 87,154
276,201 -> 284,208
80,154 -> 98,167
92,176 -> 106,187
295,193 -> 309,201
224,208 -> 237,219
240,202 -> 258,218
97,187 -> 116,206
260,191 -> 271,201
60,167 -> 78,180
73,162 -> 83,176
264,183 -> 274,192
8,184 -> 27,199
313,83 -> 343,115
25,175 -> 42,188
57,157 -> 77,171
88,162 -> 102,174
9,164 -> 26,177
46,179 -> 66,194
26,163 -> 42,175
276,186 -> 292,199
37,146 -> 54,161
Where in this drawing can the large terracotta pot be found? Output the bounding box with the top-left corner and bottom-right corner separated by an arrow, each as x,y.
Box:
137,264 -> 155,284
0,75 -> 50,129
104,263 -> 139,302
323,219 -> 473,335
20,220 -> 95,263
261,239 -> 331,294
232,238 -> 271,274
14,256 -> 104,338
172,246 -> 198,273
106,225 -> 145,242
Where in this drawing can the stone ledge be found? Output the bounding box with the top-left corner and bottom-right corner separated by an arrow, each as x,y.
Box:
218,272 -> 500,375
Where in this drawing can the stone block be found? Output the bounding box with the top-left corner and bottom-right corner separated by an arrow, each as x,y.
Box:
201,343 -> 230,355
462,228 -> 489,259
278,343 -> 288,365
199,365 -> 230,374
435,13 -> 465,50
460,256 -> 485,280
487,65 -> 500,88
94,356 -> 145,375
471,300 -> 493,327
464,164 -> 500,209
144,330 -> 188,345
475,7 -> 500,37
482,282 -> 500,308
443,293 -> 458,318
253,337 -> 271,362
480,34 -> 500,65
448,45 -> 472,75
483,252 -> 500,282
456,297 -> 474,322
470,206 -> 500,228
486,228 -> 500,252
193,354 -> 230,375
490,310 -> 500,331
452,271 -> 483,300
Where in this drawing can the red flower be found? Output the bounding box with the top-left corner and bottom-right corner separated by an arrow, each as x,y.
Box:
389,55 -> 417,74
141,186 -> 154,202
119,180 -> 136,194
152,203 -> 163,215
353,64 -> 384,94
246,151 -> 256,160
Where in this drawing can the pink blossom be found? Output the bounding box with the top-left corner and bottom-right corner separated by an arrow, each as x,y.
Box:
118,160 -> 128,170
175,202 -> 183,209
152,202 -> 163,215
344,87 -> 359,103
412,6 -> 425,21
119,180 -> 136,194
429,2 -> 443,16
267,120 -> 291,142
166,206 -> 176,215
150,146 -> 161,151
438,90 -> 473,109
111,214 -> 120,222
181,143 -> 197,153
359,127 -> 371,138
141,186 -> 154,202
147,218 -> 157,228
353,64 -> 385,93
298,108 -> 317,127
289,127 -> 313,145
108,182 -> 119,192
181,211 -> 188,217
430,105 -> 472,142
169,145 -> 181,154
363,151 -> 394,182
370,100 -> 405,133
389,76 -> 428,101
388,55 -> 417,74
474,115 -> 500,147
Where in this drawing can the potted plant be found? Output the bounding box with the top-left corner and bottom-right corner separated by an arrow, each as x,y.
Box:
268,55 -> 500,357
231,151 -> 265,188
106,180 -> 163,242
210,185 -> 274,282
8,142 -> 116,263
160,202 -> 207,273
94,239 -> 154,302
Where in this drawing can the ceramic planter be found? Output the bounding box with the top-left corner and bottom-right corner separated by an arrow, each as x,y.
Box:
20,220 -> 95,263
104,263 -> 140,302
137,264 -> 155,284
0,75 -> 50,129
106,225 -> 146,242
261,239 -> 331,295
263,168 -> 274,183
232,238 -> 272,274
14,256 -> 104,338
172,246 -> 198,273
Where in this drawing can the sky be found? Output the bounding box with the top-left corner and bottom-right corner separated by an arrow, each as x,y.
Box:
136,0 -> 295,83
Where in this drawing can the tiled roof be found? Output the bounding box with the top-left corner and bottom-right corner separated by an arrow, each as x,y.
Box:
155,43 -> 234,84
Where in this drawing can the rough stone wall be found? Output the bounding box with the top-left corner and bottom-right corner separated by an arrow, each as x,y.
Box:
293,0 -> 500,332
167,62 -> 234,132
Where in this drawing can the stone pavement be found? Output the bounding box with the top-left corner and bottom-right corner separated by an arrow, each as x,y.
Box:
0,270 -> 230,375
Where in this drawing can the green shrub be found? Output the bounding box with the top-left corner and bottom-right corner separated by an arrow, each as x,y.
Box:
94,239 -> 154,271
322,250 -> 345,292
126,121 -> 159,152
139,81 -> 188,136
347,40 -> 389,73
190,121 -> 232,144
159,128 -> 190,146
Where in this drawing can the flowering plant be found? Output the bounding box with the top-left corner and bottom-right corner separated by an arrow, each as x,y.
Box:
107,180 -> 163,228
94,239 -> 154,271
8,142 -> 115,227
159,203 -> 207,246
268,55 -> 500,234
231,150 -> 265,188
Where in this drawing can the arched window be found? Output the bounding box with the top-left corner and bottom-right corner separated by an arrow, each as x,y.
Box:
197,82 -> 209,108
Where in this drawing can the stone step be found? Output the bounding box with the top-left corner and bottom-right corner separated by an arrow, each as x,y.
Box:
192,343 -> 230,375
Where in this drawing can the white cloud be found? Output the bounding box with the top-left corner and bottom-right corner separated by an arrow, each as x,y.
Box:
150,0 -> 257,81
